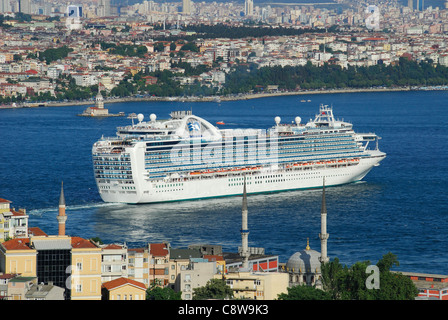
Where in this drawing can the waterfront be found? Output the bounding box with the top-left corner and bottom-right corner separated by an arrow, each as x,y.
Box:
1,90 -> 447,274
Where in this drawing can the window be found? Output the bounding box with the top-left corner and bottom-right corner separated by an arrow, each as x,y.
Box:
76,262 -> 83,271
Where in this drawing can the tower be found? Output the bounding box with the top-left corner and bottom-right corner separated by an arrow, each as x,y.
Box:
95,84 -> 104,109
57,181 -> 67,236
319,178 -> 329,263
182,0 -> 191,14
244,0 -> 253,16
19,0 -> 31,14
240,176 -> 250,270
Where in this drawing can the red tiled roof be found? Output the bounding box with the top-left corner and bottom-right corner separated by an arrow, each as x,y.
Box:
1,238 -> 32,250
150,243 -> 169,257
0,198 -> 11,203
10,209 -> 26,216
71,236 -> 97,249
103,244 -> 124,250
102,277 -> 146,291
28,227 -> 47,237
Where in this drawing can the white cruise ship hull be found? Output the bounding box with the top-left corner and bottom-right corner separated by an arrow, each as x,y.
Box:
96,152 -> 385,204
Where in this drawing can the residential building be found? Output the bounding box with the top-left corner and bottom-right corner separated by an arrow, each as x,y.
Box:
100,243 -> 128,283
4,276 -> 36,300
70,236 -> 102,300
0,198 -> 28,242
101,277 -> 146,300
127,247 -> 149,286
0,273 -> 16,299
0,238 -> 37,278
178,258 -> 219,300
223,271 -> 289,300
169,247 -> 202,290
149,243 -> 170,287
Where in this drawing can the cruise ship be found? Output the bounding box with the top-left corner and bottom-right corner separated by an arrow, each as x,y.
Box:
92,104 -> 386,204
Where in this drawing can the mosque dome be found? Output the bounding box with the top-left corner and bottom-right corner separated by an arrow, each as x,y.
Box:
286,240 -> 322,274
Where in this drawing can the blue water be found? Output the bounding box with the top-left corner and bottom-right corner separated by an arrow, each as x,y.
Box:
1,90 -> 447,274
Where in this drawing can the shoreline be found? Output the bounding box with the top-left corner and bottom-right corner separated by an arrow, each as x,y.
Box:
0,86 -> 444,109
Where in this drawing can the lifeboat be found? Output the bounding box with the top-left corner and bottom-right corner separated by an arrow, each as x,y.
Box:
216,121 -> 225,125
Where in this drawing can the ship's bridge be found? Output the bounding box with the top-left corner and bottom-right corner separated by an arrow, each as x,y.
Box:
305,104 -> 353,130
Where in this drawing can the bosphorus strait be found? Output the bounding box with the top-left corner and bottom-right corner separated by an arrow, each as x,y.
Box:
1,90 -> 447,275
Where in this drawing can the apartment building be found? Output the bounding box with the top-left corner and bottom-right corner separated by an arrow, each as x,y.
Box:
224,271 -> 289,300
0,198 -> 28,242
177,258 -> 218,300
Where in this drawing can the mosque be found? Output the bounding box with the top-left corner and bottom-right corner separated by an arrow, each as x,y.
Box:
283,178 -> 330,288
238,177 -> 330,289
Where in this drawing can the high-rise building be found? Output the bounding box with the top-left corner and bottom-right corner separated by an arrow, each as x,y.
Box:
19,0 -> 31,14
0,0 -> 12,13
182,0 -> 191,14
417,0 -> 424,10
98,0 -> 110,17
244,0 -> 253,16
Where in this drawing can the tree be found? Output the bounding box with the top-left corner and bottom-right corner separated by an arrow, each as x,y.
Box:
277,285 -> 332,300
193,279 -> 233,300
146,285 -> 182,300
320,253 -> 418,300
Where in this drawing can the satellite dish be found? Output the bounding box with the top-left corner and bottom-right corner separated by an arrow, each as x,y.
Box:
137,113 -> 144,123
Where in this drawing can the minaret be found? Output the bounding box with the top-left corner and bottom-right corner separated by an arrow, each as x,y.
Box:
240,176 -> 250,270
319,178 -> 329,263
57,181 -> 67,236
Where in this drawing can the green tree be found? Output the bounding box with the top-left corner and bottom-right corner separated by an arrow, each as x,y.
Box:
193,279 -> 233,300
277,285 -> 332,300
146,285 -> 182,300
320,253 -> 418,300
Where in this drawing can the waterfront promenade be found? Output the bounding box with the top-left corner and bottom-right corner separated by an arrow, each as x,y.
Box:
0,86 -> 416,109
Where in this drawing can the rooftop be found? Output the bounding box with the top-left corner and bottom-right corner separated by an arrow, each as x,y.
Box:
102,277 -> 146,291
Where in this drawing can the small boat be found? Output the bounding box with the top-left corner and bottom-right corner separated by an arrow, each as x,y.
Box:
216,121 -> 225,125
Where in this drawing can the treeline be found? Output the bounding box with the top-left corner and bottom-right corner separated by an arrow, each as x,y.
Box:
185,24 -> 337,39
223,57 -> 448,94
152,24 -> 337,42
